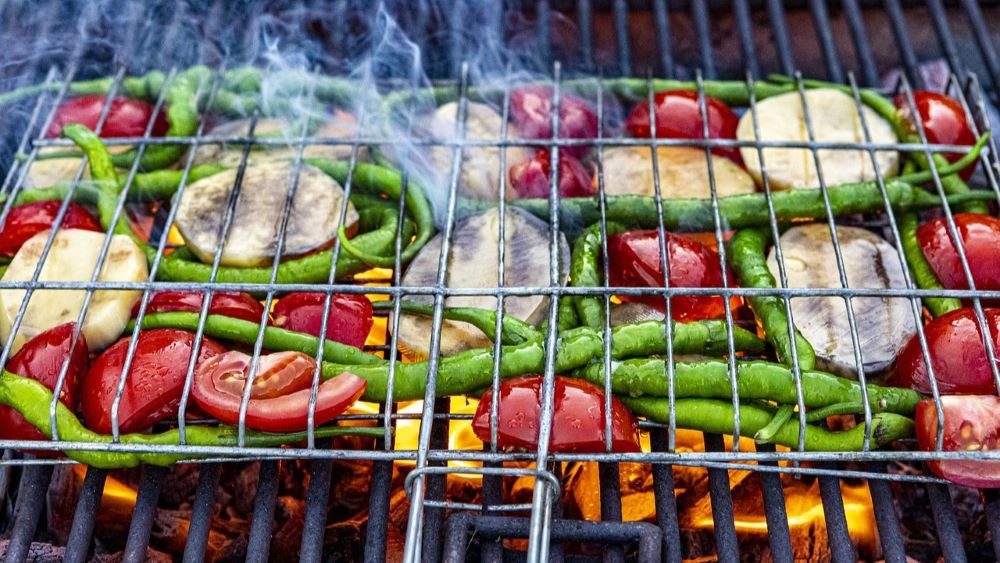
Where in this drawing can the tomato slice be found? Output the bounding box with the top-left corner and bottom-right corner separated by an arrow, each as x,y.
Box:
192,350 -> 366,433
510,86 -> 598,158
607,229 -> 730,321
0,323 -> 88,445
472,375 -> 640,453
131,290 -> 265,323
892,308 -> 1000,395
271,293 -> 373,350
915,396 -> 1000,488
508,150 -> 594,199
0,201 -> 102,257
917,213 -> 1000,292
46,95 -> 169,139
625,90 -> 741,164
894,91 -> 977,181
80,329 -> 227,434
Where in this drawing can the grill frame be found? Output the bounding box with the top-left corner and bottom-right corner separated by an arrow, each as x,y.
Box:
0,2 -> 998,562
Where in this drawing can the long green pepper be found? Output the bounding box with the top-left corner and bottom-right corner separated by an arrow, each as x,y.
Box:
898,212 -> 962,317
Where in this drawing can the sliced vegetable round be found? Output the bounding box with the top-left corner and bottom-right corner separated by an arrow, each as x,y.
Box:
472,375 -> 640,453
917,213 -> 1000,292
509,150 -> 594,199
132,291 -> 265,324
607,229 -> 729,322
510,86 -> 597,157
192,350 -> 366,433
271,292 -> 373,350
45,95 -> 168,139
893,308 -> 1000,395
625,90 -> 741,163
0,201 -> 101,257
895,91 -> 977,181
915,395 -> 1000,488
599,146 -> 755,199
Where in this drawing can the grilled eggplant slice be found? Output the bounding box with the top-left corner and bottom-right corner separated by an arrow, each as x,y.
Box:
395,207 -> 569,358
736,88 -> 899,190
766,223 -> 915,378
0,229 -> 148,353
174,162 -> 358,267
599,146 -> 755,198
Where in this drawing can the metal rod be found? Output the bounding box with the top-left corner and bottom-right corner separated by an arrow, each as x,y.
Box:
63,467 -> 107,563
703,433 -> 737,563
122,465 -> 167,563
182,463 -> 220,563
926,482 -> 967,563
754,443 -> 793,563
866,463 -> 907,563
246,460 -> 280,563
816,468 -> 855,563
3,464 -> 53,563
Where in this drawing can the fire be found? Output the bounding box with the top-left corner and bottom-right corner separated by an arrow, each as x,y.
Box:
72,466 -> 138,518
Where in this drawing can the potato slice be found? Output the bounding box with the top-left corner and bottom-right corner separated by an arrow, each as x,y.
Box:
737,88 -> 899,190
600,146 -> 755,198
23,145 -> 131,189
174,162 -> 358,267
395,207 -> 569,358
0,229 -> 148,353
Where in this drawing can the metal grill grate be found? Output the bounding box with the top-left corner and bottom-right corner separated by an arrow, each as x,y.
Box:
0,1 -> 999,562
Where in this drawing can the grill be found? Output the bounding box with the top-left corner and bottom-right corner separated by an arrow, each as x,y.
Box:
0,1 -> 1000,562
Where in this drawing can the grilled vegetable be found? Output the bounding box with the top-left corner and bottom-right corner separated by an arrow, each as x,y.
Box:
893,308 -> 1000,395
472,375 -> 641,453
0,229 -> 148,353
765,224 -> 915,378
917,213 -> 1000,292
510,86 -> 598,158
509,150 -> 594,198
625,90 -> 741,163
395,207 -> 569,358
174,161 -> 358,267
736,88 -> 899,190
80,329 -> 227,434
271,292 -> 373,350
192,350 -> 366,433
895,91 -> 977,181
915,395 -> 1000,488
132,290 -> 265,324
899,212 -> 961,318
0,201 -> 101,257
598,146 -> 755,199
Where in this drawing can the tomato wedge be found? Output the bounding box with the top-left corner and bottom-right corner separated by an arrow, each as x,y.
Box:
271,293 -> 373,349
607,229 -> 730,321
625,90 -> 741,163
191,350 -> 366,433
131,290 -> 265,323
508,150 -> 594,199
894,91 -> 977,181
46,95 -> 169,139
472,375 -> 640,453
0,201 -> 101,257
917,213 -> 1000,292
510,86 -> 597,158
80,329 -> 227,434
0,323 -> 88,445
915,396 -> 1000,488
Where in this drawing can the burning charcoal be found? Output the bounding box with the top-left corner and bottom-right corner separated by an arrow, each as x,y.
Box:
212,533 -> 249,563
45,466 -> 80,543
158,464 -> 200,508
91,547 -> 172,563
328,459 -> 375,516
322,521 -> 365,563
0,539 -> 66,562
270,497 -> 307,561
226,463 -> 261,515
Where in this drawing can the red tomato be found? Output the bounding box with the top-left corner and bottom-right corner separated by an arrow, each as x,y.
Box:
917,213 -> 1000,292
472,375 -> 640,453
271,293 -> 373,350
607,230 -> 730,321
0,202 -> 101,257
510,86 -> 598,158
46,95 -> 169,139
0,323 -> 88,445
893,308 -> 1000,395
625,90 -> 741,163
191,350 -> 366,433
895,91 -> 977,181
131,291 -> 265,324
508,150 -> 595,199
915,396 -> 1000,488
80,329 -> 227,434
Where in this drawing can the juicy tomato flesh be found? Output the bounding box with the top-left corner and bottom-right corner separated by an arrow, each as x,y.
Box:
271,293 -> 373,350
191,350 -> 366,433
607,229 -> 730,321
918,213 -> 1000,292
510,86 -> 598,158
916,396 -> 1000,488
0,201 -> 101,257
46,95 -> 169,139
80,329 -> 227,434
0,323 -> 88,446
508,150 -> 595,199
894,91 -> 977,181
131,290 -> 265,324
893,308 -> 1000,395
472,375 -> 641,453
625,90 -> 742,164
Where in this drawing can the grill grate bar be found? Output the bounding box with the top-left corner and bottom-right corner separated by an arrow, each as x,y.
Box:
246,460 -> 280,563
649,430 -> 681,563
867,463 -> 906,563
959,0 -> 1000,92
925,0 -> 966,83
983,489 -> 1000,563
732,0 -> 761,79
182,463 -> 220,563
362,455 -> 394,562
576,0 -> 594,71
884,0 -> 925,89
3,464 -> 53,563
753,443 -> 793,563
808,0 -> 843,82
841,0 -> 879,87
64,467 -> 107,563
598,462 -> 625,563
926,482 -> 967,563
691,0 -> 715,79
703,433 -> 738,562
612,0 -> 631,75
652,0 -> 673,77
765,0 -> 795,75
816,466 -> 854,563
299,443 -> 334,563
122,465 -> 167,563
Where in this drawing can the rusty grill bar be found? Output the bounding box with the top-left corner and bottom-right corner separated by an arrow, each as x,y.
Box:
0,1 -> 998,562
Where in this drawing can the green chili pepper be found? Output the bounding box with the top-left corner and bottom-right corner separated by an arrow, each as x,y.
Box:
727,228 -> 816,369
755,404 -> 794,444
622,397 -> 913,451
572,358 -> 921,415
0,371 -> 384,469
371,301 -> 542,345
570,222 -> 624,330
899,212 -> 961,318
557,297 -> 581,332
610,319 -> 765,358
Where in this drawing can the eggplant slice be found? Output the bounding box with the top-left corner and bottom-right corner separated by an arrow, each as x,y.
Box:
395,207 -> 569,358
599,146 -> 755,198
174,161 -> 358,267
766,223 -> 916,378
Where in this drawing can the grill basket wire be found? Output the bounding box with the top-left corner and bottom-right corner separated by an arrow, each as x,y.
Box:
0,2 -> 999,563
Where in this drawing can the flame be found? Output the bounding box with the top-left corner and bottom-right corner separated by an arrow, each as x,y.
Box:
72,466 -> 138,517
